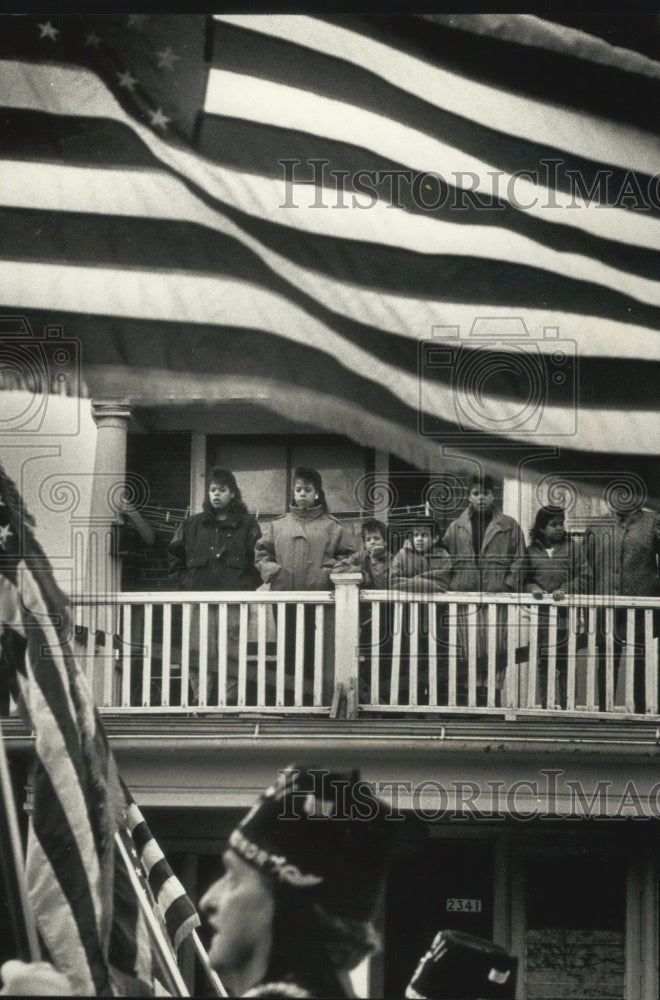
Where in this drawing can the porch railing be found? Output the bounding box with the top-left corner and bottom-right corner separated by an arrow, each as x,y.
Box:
358,591 -> 659,716
72,573 -> 660,718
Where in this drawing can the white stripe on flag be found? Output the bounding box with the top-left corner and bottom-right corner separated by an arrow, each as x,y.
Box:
1,261 -> 659,450
26,823 -> 96,995
204,67 -> 660,249
2,159 -> 658,309
213,14 -> 658,174
2,56 -> 658,259
18,572 -> 104,926
158,875 -> 189,913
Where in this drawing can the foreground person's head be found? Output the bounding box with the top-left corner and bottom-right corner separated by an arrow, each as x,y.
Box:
200,764 -> 391,998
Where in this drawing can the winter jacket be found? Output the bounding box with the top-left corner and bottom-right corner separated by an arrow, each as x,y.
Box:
584,508 -> 660,596
334,547 -> 390,588
443,508 -> 526,593
255,506 -> 357,591
390,540 -> 451,593
524,536 -> 591,595
168,504 -> 262,591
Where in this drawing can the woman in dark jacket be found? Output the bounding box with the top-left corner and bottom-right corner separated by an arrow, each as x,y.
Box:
168,468 -> 261,704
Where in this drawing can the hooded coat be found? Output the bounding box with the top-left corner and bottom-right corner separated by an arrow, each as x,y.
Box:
255,506 -> 356,591
390,539 -> 451,593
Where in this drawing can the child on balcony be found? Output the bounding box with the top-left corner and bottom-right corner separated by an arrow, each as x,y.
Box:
335,519 -> 391,704
391,521 -> 451,594
389,521 -> 451,706
254,467 -> 356,704
334,518 -> 390,588
168,467 -> 262,706
525,504 -> 590,708
585,493 -> 659,712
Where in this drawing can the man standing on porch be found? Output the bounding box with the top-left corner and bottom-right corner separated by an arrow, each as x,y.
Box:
584,488 -> 660,713
442,475 -> 526,705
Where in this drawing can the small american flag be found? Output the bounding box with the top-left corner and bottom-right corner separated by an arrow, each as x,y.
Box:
123,781 -> 201,952
0,459 -> 154,995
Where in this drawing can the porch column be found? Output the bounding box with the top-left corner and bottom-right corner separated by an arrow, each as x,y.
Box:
82,403 -> 131,703
331,571 -> 362,718
189,432 -> 206,515
87,402 -> 132,600
502,474 -> 534,544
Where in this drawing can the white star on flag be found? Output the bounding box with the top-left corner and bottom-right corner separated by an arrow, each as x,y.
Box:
149,107 -> 170,130
0,523 -> 13,549
85,32 -> 101,48
37,21 -> 59,41
118,70 -> 138,91
156,47 -> 180,71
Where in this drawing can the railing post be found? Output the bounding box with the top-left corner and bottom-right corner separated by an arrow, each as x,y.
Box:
330,572 -> 362,719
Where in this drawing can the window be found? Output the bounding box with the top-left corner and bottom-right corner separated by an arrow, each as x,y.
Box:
208,436 -> 370,518
524,854 -> 625,999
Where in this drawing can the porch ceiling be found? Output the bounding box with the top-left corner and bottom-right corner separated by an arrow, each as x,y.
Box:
129,400 -> 324,435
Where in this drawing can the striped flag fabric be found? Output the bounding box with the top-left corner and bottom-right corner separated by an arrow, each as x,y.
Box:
0,14 -> 659,496
124,783 -> 201,952
0,459 -> 155,995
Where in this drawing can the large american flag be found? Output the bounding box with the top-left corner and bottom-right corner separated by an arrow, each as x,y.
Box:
0,13 -> 659,497
0,459 -> 201,995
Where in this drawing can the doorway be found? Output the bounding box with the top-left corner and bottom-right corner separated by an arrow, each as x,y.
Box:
384,839 -> 494,997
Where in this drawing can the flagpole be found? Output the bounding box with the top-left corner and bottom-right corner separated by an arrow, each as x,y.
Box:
114,831 -> 190,997
191,929 -> 229,998
0,717 -> 41,961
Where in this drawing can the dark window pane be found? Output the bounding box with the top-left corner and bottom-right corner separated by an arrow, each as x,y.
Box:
525,854 -> 625,1000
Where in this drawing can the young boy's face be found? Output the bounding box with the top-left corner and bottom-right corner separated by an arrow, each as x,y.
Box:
412,528 -> 433,553
469,487 -> 495,514
363,530 -> 386,556
293,478 -> 317,508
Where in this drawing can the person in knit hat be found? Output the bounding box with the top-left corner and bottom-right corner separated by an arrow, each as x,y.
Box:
406,929 -> 518,999
200,763 -> 391,998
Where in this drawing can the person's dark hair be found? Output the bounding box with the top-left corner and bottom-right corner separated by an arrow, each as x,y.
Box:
469,474 -> 495,493
263,885 -> 380,999
360,518 -> 387,542
203,467 -> 248,517
292,466 -> 328,512
408,519 -> 439,539
531,505 -> 565,544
